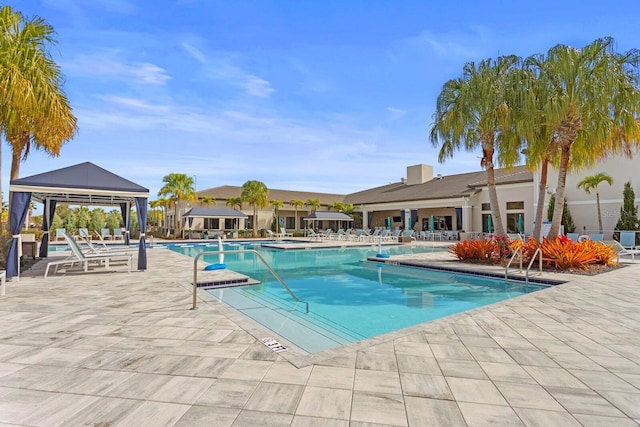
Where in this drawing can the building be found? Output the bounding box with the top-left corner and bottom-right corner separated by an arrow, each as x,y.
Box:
185,154 -> 638,238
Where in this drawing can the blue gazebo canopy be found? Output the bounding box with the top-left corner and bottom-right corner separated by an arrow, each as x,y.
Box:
7,162 -> 150,278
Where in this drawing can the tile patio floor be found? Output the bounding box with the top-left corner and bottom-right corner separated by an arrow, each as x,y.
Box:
0,242 -> 639,426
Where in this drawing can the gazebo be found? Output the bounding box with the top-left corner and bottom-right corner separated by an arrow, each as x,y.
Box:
7,162 -> 150,278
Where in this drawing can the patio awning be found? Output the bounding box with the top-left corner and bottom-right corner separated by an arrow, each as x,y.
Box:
303,212 -> 353,221
182,207 -> 248,218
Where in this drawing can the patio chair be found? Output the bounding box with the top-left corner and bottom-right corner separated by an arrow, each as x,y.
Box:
281,227 -> 293,238
101,228 -> 112,240
112,228 -> 124,240
566,232 -> 580,241
45,232 -> 133,277
610,240 -> 639,263
55,228 -> 66,241
619,231 -> 638,249
589,233 -> 604,242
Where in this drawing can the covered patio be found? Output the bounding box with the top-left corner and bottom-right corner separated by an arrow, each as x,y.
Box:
181,207 -> 248,239
7,162 -> 150,279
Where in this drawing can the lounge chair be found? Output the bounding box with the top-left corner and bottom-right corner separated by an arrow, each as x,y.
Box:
566,232 -> 580,241
55,228 -> 66,241
590,233 -> 604,242
281,227 -> 293,238
101,228 -> 112,240
45,232 -> 133,277
112,228 -> 124,240
266,230 -> 278,240
619,231 -> 638,249
610,240 -> 640,263
306,229 -> 320,240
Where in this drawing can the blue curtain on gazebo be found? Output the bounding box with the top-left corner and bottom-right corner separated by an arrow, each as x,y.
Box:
120,203 -> 130,245
367,212 -> 373,229
135,197 -> 147,270
6,192 -> 31,278
39,199 -> 57,258
411,210 -> 418,231
188,217 -> 194,239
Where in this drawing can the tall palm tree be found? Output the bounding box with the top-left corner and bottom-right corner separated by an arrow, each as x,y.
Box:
0,6 -> 77,183
271,200 -> 284,232
527,37 -> 640,239
577,173 -> 614,234
430,55 -> 522,237
158,173 -> 196,238
305,198 -> 320,213
226,196 -> 244,233
241,180 -> 268,238
289,199 -> 304,231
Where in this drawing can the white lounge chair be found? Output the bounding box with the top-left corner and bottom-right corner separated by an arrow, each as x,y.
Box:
281,227 -> 293,238
44,232 -> 133,277
55,228 -> 66,241
112,228 -> 124,240
101,228 -> 112,240
610,240 -> 640,263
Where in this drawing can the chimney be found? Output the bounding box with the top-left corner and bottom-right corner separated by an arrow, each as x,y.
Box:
406,164 -> 433,185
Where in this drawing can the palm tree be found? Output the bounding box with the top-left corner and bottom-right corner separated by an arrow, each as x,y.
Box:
200,196 -> 216,207
271,200 -> 284,232
305,198 -> 321,213
0,6 -> 77,183
430,55 -> 522,237
158,173 -> 197,238
226,197 -> 243,210
226,196 -> 244,234
241,180 -> 268,238
289,199 -> 304,231
577,173 -> 614,234
527,37 -> 640,239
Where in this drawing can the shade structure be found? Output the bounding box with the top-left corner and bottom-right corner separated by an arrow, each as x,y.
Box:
8,162 -> 149,278
302,212 -> 353,222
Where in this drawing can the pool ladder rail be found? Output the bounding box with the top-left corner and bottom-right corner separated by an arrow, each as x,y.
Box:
505,247 -> 543,286
191,249 -> 309,313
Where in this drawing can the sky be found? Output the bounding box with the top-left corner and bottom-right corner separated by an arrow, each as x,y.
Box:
4,0 -> 640,211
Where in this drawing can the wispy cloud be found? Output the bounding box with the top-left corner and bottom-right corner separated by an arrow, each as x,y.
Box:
386,107 -> 407,121
181,42 -> 207,63
63,51 -> 171,85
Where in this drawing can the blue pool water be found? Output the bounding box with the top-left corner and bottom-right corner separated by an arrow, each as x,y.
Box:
169,243 -> 545,354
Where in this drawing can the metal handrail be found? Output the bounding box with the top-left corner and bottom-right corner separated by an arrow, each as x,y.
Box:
525,248 -> 543,286
504,247 -> 523,281
192,249 -> 309,313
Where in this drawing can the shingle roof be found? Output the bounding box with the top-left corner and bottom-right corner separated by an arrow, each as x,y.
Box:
344,166 -> 532,204
197,185 -> 345,205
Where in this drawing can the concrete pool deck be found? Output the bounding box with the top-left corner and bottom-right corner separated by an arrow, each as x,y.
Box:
0,241 -> 639,426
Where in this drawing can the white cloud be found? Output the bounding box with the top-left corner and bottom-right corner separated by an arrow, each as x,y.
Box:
386,107 -> 407,121
63,52 -> 171,85
181,42 -> 207,63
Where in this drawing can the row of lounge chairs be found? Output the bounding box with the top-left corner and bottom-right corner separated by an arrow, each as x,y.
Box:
55,228 -> 124,242
45,231 -> 134,277
307,228 -> 417,242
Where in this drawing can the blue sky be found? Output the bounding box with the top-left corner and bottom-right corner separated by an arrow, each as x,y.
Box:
5,0 -> 640,208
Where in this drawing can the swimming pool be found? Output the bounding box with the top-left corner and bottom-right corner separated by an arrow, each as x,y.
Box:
169,243 -> 546,354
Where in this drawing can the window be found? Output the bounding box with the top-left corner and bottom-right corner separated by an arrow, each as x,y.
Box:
286,217 -> 296,229
224,218 -> 235,229
506,201 -> 524,210
506,213 -> 525,234
482,203 -> 491,211
204,218 -> 219,229
482,214 -> 493,233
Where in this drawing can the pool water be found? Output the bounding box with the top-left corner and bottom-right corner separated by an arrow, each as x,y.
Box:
169,243 -> 545,354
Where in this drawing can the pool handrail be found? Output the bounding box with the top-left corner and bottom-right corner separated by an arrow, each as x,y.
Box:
192,249 -> 309,313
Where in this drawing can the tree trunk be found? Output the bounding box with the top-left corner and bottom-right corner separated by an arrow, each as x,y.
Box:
596,192 -> 603,233
486,166 -> 506,237
253,204 -> 258,237
533,159 -> 549,240
548,144 -> 572,239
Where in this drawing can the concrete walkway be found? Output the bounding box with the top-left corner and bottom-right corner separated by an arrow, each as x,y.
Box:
0,244 -> 639,426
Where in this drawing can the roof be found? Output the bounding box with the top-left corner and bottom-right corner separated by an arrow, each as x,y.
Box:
197,185 -> 345,206
9,162 -> 149,204
303,212 -> 354,221
344,166 -> 533,205
183,207 -> 248,218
